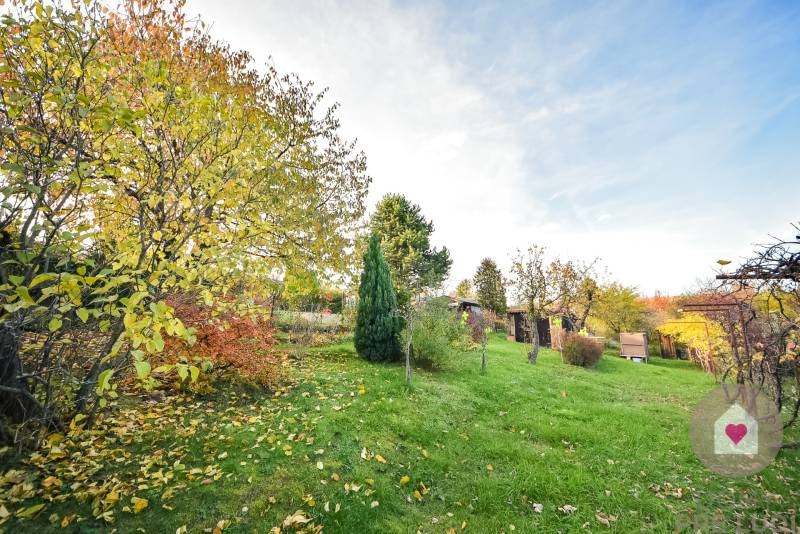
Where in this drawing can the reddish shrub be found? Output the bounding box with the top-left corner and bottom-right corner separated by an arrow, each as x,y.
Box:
163,294 -> 283,387
465,309 -> 497,343
561,332 -> 603,368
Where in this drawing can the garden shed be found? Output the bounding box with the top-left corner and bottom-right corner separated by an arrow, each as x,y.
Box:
658,333 -> 677,359
506,306 -> 574,347
620,332 -> 649,362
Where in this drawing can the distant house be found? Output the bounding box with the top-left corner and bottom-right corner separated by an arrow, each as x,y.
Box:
506,305 -> 575,347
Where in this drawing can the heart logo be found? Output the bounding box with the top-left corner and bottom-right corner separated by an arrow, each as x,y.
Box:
725,423 -> 748,445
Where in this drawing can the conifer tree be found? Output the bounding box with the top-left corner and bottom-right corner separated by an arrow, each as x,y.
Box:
473,258 -> 507,315
355,235 -> 401,361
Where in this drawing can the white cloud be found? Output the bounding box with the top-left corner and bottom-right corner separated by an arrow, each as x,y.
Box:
186,0 -> 536,288
185,0 -> 800,296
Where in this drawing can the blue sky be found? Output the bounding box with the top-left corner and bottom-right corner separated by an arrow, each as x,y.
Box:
187,0 -> 800,294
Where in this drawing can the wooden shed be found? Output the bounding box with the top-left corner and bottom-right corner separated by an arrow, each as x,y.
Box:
658,333 -> 677,359
506,306 -> 573,347
620,332 -> 649,362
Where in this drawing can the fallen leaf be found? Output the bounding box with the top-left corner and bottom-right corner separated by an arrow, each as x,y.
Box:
131,496 -> 149,514
596,511 -> 618,527
16,503 -> 46,519
282,511 -> 311,527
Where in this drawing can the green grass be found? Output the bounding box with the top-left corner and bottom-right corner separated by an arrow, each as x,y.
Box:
3,334 -> 799,533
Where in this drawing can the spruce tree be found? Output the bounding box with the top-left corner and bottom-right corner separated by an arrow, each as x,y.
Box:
473,258 -> 507,315
355,234 -> 401,361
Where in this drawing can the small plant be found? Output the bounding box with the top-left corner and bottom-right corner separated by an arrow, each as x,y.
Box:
405,299 -> 470,369
561,332 -> 603,368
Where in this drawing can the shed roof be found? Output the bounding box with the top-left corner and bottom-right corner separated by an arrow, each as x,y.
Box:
448,297 -> 481,308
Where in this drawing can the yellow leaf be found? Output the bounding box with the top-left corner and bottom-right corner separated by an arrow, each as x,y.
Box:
316,461 -> 323,470
131,496 -> 148,513
153,230 -> 163,241
331,472 -> 340,481
282,511 -> 311,527
486,464 -> 494,471
413,490 -> 422,501
370,500 -> 379,508
399,475 -> 410,485
375,454 -> 386,464
42,476 -> 61,488
16,503 -> 45,518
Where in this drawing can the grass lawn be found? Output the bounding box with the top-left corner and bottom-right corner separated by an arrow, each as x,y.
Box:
2,334 -> 798,533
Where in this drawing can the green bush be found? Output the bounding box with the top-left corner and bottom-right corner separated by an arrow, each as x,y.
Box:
406,299 -> 470,368
561,332 -> 603,368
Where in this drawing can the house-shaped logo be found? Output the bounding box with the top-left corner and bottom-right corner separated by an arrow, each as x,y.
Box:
714,403 -> 758,455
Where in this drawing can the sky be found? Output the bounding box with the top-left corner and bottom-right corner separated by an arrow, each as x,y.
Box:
186,0 -> 800,295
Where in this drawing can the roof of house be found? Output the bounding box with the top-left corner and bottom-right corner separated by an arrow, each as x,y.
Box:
507,304 -> 567,314
448,297 -> 481,307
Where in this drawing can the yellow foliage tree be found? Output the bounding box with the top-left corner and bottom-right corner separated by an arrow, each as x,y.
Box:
0,0 -> 369,443
657,313 -> 729,373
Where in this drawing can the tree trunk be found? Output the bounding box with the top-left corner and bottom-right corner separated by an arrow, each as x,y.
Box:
481,343 -> 487,373
0,320 -> 43,426
405,311 -> 412,386
74,320 -> 126,415
528,316 -> 540,364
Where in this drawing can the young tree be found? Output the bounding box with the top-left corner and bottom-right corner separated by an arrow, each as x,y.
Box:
473,258 -> 507,315
369,194 -> 451,301
354,235 -> 401,362
592,283 -> 647,335
477,310 -> 497,373
509,245 -> 587,364
454,279 -> 474,299
568,276 -> 599,330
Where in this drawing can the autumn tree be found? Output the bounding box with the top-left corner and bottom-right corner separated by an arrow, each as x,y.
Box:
354,235 -> 401,362
509,245 -> 588,363
0,0 -> 369,444
712,222 -> 800,437
569,276 -> 599,330
657,312 -> 728,373
473,258 -> 506,315
591,283 -> 647,336
369,194 -> 451,303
